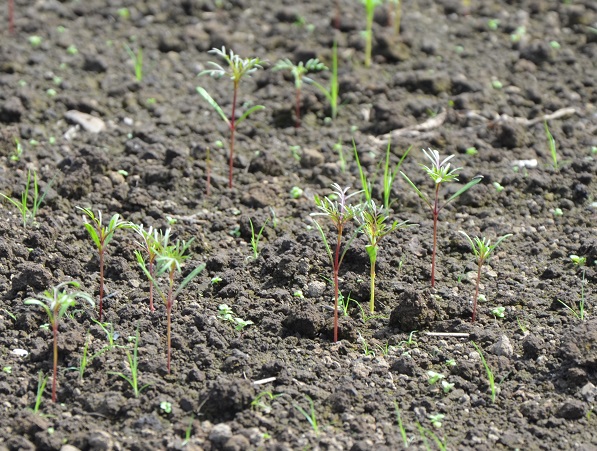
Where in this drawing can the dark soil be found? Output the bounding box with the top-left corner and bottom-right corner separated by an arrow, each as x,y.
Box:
1,0 -> 597,450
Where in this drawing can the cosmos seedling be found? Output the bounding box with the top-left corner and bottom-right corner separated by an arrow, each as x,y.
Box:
460,231 -> 511,322
130,224 -> 167,312
137,234 -> 205,373
311,183 -> 362,342
401,149 -> 482,287
0,170 -> 53,227
24,281 -> 94,402
77,207 -> 130,321
358,200 -> 411,312
197,47 -> 265,188
362,0 -> 383,67
273,58 -> 328,127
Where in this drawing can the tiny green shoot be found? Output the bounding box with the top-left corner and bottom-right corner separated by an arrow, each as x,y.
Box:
32,371 -> 48,414
108,328 -> 150,397
362,0 -> 383,67
0,170 -> 54,227
471,341 -> 497,403
293,395 -> 319,436
125,44 -> 143,82
249,218 -> 269,259
544,120 -> 558,171
460,231 -> 511,322
304,40 -> 339,120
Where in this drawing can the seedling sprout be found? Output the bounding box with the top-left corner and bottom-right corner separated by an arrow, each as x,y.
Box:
24,281 -> 94,402
401,149 -> 482,287
273,58 -> 328,127
460,231 -> 511,322
311,183 -> 362,342
197,47 -> 265,188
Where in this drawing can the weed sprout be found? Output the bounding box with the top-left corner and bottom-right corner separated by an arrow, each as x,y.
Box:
401,149 -> 482,287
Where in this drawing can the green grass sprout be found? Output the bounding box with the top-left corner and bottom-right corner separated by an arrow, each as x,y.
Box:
197,47 -> 265,188
137,234 -> 205,373
557,255 -> 589,320
311,183 -> 362,342
471,341 -> 497,403
0,170 -> 54,227
108,327 -> 150,397
401,149 -> 482,287
249,218 -> 269,259
32,371 -> 48,414
358,200 -> 412,312
124,44 -> 143,82
10,137 -> 23,162
273,58 -> 328,128
459,231 -> 511,322
544,120 -> 558,170
24,281 -> 94,402
77,208 -> 130,321
293,395 -> 319,435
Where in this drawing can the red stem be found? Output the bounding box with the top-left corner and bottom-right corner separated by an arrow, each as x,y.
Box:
166,270 -> 175,373
332,226 -> 343,342
228,81 -> 238,189
295,86 -> 302,128
334,0 -> 340,29
148,257 -> 155,312
431,184 -> 440,288
8,0 -> 14,34
99,247 -> 105,321
51,319 -> 58,402
472,260 -> 482,322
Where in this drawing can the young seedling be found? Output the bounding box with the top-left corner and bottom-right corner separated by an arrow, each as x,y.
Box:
293,395 -> 319,435
362,0 -> 383,67
124,44 -> 143,82
357,200 -> 411,312
217,304 -> 254,331
108,328 -> 150,397
460,231 -> 511,322
77,208 -> 130,321
305,40 -> 339,120
24,281 -> 94,402
401,149 -> 482,287
137,235 -> 205,373
0,170 -> 54,227
197,47 -> 265,188
32,371 -> 48,414
249,218 -> 269,260
273,58 -> 328,128
544,120 -> 558,171
10,137 -> 23,162
471,341 -> 497,403
130,224 -> 167,312
558,255 -> 589,320
311,183 -> 362,342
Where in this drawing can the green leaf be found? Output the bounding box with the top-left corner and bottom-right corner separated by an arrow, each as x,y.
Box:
196,87 -> 230,126
365,243 -> 378,262
174,263 -> 206,298
236,105 -> 265,126
444,176 -> 483,206
400,172 -> 431,208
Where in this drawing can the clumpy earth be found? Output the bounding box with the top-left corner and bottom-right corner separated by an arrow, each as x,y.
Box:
1,0 -> 596,450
